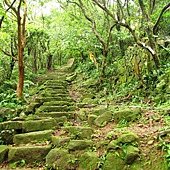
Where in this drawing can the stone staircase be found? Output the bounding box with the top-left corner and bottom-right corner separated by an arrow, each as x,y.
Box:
0,60 -> 97,169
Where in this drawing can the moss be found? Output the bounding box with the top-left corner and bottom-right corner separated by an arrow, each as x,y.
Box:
0,145 -> 9,163
13,130 -> 53,145
113,108 -> 141,123
36,106 -> 69,112
22,118 -> 56,132
40,97 -> 72,102
68,140 -> 93,150
77,110 -> 88,121
94,111 -> 113,127
88,114 -> 98,126
78,152 -> 99,170
51,136 -> 70,147
8,145 -> 51,163
103,152 -> 125,170
62,126 -> 93,139
46,148 -> 76,170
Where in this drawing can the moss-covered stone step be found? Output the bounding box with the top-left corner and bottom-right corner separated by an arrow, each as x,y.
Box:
8,145 -> 51,163
36,97 -> 73,103
22,118 -> 56,132
44,80 -> 67,86
0,145 -> 9,163
36,106 -> 76,113
0,121 -> 22,131
13,130 -> 54,145
37,112 -> 75,119
62,126 -> 94,139
67,140 -> 93,150
43,101 -> 74,106
44,85 -> 68,90
41,93 -> 70,98
42,87 -> 68,94
51,136 -> 70,147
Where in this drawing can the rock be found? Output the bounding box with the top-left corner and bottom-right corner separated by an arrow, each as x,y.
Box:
8,145 -> 51,163
147,140 -> 154,145
51,136 -> 70,147
0,145 -> 9,163
103,152 -> 124,170
66,73 -> 77,82
22,118 -> 56,132
94,111 -> 113,127
43,101 -> 73,106
117,132 -> 139,144
77,110 -> 87,121
13,130 -> 53,145
107,140 -> 119,150
87,114 -> 98,126
113,109 -> 141,123
62,126 -> 93,139
78,152 -> 99,170
67,140 -> 93,150
124,145 -> 139,164
36,106 -> 70,112
46,148 -> 76,170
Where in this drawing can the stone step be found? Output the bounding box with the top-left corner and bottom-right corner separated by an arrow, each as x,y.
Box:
43,101 -> 74,106
44,85 -> 67,89
13,130 -> 53,145
35,97 -> 73,103
8,145 -> 51,163
22,118 -> 56,132
44,80 -> 67,86
42,89 -> 68,94
41,93 -> 70,98
62,126 -> 93,139
37,112 -> 75,119
36,106 -> 76,113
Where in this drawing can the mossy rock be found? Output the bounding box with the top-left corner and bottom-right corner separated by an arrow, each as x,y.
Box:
39,97 -> 72,102
124,145 -> 139,164
62,126 -> 93,139
66,73 -> 77,82
46,148 -> 76,170
0,145 -> 9,163
22,118 -> 56,132
51,136 -> 70,147
67,140 -> 93,150
78,152 -> 99,170
13,130 -> 53,145
77,110 -> 88,121
113,108 -> 141,123
8,145 -> 51,163
103,152 -> 125,170
94,111 -> 113,127
117,132 -> 139,144
88,114 -> 98,126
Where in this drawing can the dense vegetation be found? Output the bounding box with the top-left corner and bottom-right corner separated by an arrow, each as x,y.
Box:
0,0 -> 169,169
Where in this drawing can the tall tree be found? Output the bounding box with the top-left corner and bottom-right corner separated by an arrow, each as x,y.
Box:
4,0 -> 27,98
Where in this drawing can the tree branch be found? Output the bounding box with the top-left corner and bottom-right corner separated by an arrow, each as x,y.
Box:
153,2 -> 170,35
